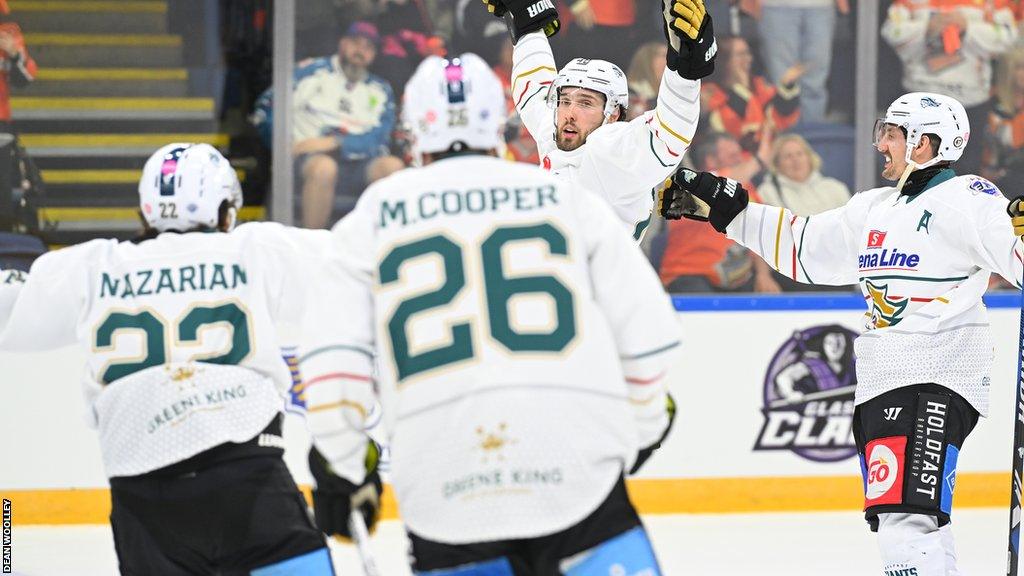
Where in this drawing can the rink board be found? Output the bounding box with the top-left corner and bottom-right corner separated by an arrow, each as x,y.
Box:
1,293 -> 1020,523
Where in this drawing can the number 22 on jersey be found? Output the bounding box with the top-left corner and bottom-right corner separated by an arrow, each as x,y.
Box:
92,299 -> 252,384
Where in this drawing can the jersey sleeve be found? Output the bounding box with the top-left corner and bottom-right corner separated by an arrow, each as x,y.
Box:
295,195 -> 381,485
510,32 -> 557,151
725,190 -> 882,286
639,72 -> 700,168
963,193 -> 1024,289
0,247 -> 89,351
573,183 -> 683,452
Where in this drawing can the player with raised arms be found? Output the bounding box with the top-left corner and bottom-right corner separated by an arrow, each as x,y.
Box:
480,0 -> 716,239
656,91 -> 1024,575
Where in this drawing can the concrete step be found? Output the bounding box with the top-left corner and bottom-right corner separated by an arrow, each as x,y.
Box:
22,132 -> 228,159
11,96 -> 214,121
23,68 -> 188,97
10,1 -> 167,34
25,33 -> 182,67
36,206 -> 265,238
39,167 -> 246,185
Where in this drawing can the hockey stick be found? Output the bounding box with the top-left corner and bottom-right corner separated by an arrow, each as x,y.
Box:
1008,267 -> 1024,576
348,509 -> 381,576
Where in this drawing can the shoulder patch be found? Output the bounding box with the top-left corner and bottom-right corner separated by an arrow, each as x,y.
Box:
967,176 -> 999,196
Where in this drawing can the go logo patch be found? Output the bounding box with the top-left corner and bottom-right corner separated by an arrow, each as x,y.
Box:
864,436 -> 906,506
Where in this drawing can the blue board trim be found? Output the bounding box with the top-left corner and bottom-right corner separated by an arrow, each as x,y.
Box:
672,291 -> 1021,312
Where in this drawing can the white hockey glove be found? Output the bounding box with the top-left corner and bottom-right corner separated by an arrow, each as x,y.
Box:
631,393 -> 677,474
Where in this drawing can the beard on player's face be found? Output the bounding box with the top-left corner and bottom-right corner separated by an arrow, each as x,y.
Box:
553,87 -> 610,151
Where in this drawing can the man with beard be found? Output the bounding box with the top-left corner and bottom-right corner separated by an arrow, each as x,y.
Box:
481,0 -> 716,239
254,21 -> 405,229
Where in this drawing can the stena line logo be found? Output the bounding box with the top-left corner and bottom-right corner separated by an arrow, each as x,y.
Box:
867,230 -> 886,249
526,0 -> 555,18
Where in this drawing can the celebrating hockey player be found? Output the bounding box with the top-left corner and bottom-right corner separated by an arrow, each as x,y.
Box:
655,91 -> 1024,575
0,144 -> 376,574
479,0 -> 715,238
301,52 -> 682,573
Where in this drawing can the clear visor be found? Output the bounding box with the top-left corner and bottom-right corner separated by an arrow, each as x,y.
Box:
871,118 -> 886,148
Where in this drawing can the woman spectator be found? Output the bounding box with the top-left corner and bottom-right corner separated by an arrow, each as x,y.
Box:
703,36 -> 803,154
986,47 -> 1024,196
758,134 -> 850,216
625,42 -> 666,121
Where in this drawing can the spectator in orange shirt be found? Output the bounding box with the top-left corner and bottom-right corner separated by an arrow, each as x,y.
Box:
0,1 -> 36,129
703,36 -> 802,154
563,0 -> 638,65
659,132 -> 781,293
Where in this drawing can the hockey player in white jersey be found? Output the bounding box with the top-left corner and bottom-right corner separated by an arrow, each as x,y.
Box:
477,0 -> 715,238
0,144 -> 363,575
300,52 -> 683,574
656,91 -> 1024,575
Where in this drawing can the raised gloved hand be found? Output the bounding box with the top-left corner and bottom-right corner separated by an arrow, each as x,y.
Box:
481,0 -> 560,44
1009,196 -> 1024,238
309,442 -> 382,539
655,167 -> 748,233
662,0 -> 717,80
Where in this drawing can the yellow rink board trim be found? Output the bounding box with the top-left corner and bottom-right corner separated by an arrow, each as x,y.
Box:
11,97 -> 211,111
11,1 -> 167,13
20,133 -> 228,148
36,68 -> 187,81
23,33 -> 181,47
39,205 -> 264,222
41,169 -> 247,185
2,473 -> 1011,525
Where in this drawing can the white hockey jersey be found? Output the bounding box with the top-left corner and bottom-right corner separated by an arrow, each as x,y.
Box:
726,169 -> 1023,416
511,32 -> 699,237
0,223 -> 334,477
305,155 -> 682,544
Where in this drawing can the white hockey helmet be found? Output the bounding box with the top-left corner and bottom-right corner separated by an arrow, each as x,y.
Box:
547,58 -> 629,122
401,53 -> 506,165
139,143 -> 243,233
873,92 -> 970,169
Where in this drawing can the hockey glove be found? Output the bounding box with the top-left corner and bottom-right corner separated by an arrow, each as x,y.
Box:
1009,196 -> 1024,238
631,393 -> 677,475
481,0 -> 560,44
656,167 -> 748,233
662,0 -> 717,80
309,442 -> 382,540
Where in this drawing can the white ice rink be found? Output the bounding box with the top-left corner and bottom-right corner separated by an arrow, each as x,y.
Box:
7,509 -> 1012,575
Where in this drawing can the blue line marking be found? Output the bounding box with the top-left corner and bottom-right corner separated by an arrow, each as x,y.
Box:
672,291 -> 1022,312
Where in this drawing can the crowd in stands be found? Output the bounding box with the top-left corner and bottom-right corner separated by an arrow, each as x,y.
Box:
240,0 -> 1024,294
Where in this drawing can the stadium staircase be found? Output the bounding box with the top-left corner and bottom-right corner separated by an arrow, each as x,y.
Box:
10,0 -> 263,247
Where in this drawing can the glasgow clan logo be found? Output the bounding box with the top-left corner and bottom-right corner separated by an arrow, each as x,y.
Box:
753,324 -> 858,462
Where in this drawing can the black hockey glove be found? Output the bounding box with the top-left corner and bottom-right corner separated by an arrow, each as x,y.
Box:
630,393 -> 677,475
309,442 -> 382,540
655,167 -> 748,233
1009,196 -> 1024,238
662,0 -> 717,80
481,0 -> 560,44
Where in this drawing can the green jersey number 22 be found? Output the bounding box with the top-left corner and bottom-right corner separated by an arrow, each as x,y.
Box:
379,223 -> 576,381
